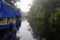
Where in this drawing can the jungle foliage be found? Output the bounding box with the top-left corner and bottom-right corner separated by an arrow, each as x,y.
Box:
27,0 -> 60,40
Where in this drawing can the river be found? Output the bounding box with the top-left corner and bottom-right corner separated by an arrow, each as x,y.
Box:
16,20 -> 36,40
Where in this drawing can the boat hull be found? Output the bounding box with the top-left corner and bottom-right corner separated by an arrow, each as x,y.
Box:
0,24 -> 10,29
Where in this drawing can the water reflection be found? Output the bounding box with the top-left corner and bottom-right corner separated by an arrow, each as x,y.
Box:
17,20 -> 36,40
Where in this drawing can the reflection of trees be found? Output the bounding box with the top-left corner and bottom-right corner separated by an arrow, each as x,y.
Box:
28,0 -> 60,40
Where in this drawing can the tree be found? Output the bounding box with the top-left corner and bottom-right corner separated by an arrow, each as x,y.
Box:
27,0 -> 60,40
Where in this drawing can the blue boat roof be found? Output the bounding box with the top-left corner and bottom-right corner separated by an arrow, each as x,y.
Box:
0,1 -> 2,10
0,1 -> 21,18
0,1 -> 16,17
3,4 -> 16,17
0,2 -> 1,10
16,10 -> 21,16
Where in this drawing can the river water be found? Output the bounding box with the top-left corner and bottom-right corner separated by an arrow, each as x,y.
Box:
16,20 -> 36,40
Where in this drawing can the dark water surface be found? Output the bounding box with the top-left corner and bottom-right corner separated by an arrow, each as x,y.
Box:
16,20 -> 36,40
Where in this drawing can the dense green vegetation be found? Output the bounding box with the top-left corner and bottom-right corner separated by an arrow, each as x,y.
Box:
27,0 -> 60,40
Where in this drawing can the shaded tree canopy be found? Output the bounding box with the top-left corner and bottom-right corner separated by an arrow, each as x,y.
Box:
27,0 -> 60,40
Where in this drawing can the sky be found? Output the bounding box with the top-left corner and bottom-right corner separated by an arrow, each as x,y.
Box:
15,0 -> 33,12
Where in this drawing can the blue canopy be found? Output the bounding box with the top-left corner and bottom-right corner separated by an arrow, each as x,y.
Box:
0,1 -> 16,17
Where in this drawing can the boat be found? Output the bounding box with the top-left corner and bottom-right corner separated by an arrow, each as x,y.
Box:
0,0 -> 21,40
